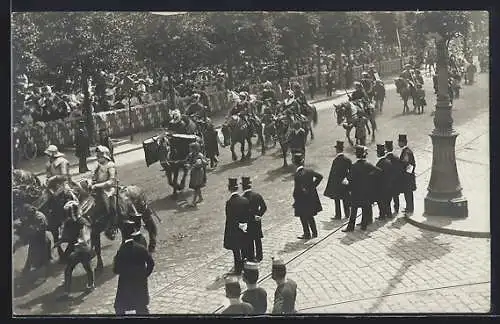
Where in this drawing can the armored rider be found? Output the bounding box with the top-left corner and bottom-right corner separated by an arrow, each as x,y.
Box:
292,82 -> 311,117
185,93 -> 208,122
350,81 -> 369,102
169,109 -> 187,134
261,81 -> 277,105
360,72 -> 374,100
400,64 -> 416,89
368,64 -> 379,81
91,145 -> 118,240
282,90 -> 304,123
44,145 -> 71,195
228,91 -> 254,134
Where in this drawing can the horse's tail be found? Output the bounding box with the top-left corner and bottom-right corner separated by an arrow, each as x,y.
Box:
311,105 -> 318,126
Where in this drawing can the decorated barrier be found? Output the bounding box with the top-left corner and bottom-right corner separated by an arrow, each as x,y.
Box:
17,57 -> 407,157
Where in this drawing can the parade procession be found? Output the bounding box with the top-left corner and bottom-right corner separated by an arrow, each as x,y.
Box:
12,11 -> 491,316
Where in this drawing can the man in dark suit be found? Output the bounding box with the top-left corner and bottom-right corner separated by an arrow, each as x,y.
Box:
75,120 -> 91,173
342,146 -> 381,232
292,153 -> 323,240
398,134 -> 416,214
113,225 -> 155,315
224,178 -> 251,275
385,140 -> 402,216
241,176 -> 267,263
288,120 -> 307,159
324,141 -> 352,219
375,144 -> 393,220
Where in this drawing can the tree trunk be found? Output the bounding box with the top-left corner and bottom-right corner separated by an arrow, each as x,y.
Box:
316,46 -> 321,88
81,66 -> 95,145
336,46 -> 343,89
226,55 -> 234,90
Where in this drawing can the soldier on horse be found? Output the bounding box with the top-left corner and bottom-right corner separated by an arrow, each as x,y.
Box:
400,64 -> 416,90
261,81 -> 277,105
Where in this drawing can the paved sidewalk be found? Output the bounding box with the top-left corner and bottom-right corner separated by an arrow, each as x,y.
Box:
16,88 -> 352,177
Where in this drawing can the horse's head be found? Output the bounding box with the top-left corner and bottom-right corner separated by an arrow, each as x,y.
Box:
334,102 -> 350,125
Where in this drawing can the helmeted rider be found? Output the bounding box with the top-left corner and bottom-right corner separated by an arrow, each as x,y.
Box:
360,72 -> 374,100
59,200 -> 95,298
400,63 -> 416,89
44,145 -> 72,196
282,90 -> 304,122
91,146 -> 118,240
185,93 -> 208,122
350,81 -> 369,102
228,91 -> 255,134
261,81 -> 277,105
291,82 -> 311,116
368,64 -> 379,81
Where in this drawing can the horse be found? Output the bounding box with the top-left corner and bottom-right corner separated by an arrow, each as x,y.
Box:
221,114 -> 264,161
300,104 -> 318,140
273,113 -> 298,167
394,77 -> 416,114
261,112 -> 278,148
372,80 -> 386,113
334,100 -> 376,146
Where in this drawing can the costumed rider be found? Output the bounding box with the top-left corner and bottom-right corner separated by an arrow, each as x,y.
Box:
368,64 -> 379,81
185,93 -> 208,123
400,64 -> 416,89
59,200 -> 95,299
91,145 -> 118,240
228,91 -> 254,134
261,81 -> 277,106
291,82 -> 311,117
44,144 -> 71,192
350,81 -> 369,102
360,71 -> 374,101
282,90 -> 305,123
169,109 -> 187,134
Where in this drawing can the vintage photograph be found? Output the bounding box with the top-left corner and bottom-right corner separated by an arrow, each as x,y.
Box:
11,11 -> 490,315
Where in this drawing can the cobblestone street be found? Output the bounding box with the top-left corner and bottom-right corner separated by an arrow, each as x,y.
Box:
13,73 -> 490,315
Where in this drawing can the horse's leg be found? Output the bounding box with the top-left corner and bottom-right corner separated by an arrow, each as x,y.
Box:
282,143 -> 288,167
258,126 -> 265,155
231,141 -> 237,161
347,127 -> 354,146
143,211 -> 158,253
92,229 -> 103,273
309,121 -> 314,140
179,166 -> 187,191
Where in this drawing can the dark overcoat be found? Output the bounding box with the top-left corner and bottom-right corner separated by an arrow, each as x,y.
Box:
113,240 -> 155,310
348,159 -> 382,207
375,157 -> 393,202
75,128 -> 91,158
323,154 -> 352,200
293,167 -> 323,217
242,190 -> 267,239
385,153 -> 404,195
205,126 -> 220,158
288,129 -> 306,153
399,147 -> 417,192
223,194 -> 251,250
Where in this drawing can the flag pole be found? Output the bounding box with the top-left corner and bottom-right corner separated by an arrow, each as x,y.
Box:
396,27 -> 403,69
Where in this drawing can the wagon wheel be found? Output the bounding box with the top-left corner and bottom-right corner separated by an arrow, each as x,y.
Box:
22,139 -> 38,161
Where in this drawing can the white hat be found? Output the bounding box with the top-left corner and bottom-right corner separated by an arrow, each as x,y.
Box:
44,144 -> 64,158
96,145 -> 112,160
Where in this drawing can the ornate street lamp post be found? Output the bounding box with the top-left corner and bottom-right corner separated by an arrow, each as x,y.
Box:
424,29 -> 468,217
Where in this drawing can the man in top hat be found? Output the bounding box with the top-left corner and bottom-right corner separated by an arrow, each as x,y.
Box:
324,140 -> 352,219
398,134 -> 416,214
224,178 -> 251,275
292,152 -> 323,240
91,145 -> 118,240
241,176 -> 267,263
113,223 -> 155,315
271,258 -> 297,314
98,128 -> 114,162
343,146 -> 382,232
384,140 -> 403,216
241,261 -> 267,314
75,120 -> 91,173
374,144 -> 393,220
44,144 -> 71,188
221,275 -> 254,315
126,211 -> 148,249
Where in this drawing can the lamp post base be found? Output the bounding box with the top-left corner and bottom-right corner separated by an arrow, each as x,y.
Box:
424,195 -> 468,218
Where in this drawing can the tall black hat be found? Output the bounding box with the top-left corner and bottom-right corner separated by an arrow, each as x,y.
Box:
385,140 -> 394,152
241,176 -> 252,187
376,144 -> 386,157
228,178 -> 238,190
355,145 -> 367,159
398,134 -> 408,143
334,140 -> 344,151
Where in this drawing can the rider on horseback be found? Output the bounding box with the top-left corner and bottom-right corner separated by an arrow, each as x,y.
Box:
91,146 -> 118,240
368,64 -> 379,81
44,145 -> 71,190
169,109 -> 188,134
400,64 -> 416,89
360,72 -> 374,100
59,200 -> 95,299
261,81 -> 277,105
228,91 -> 254,134
186,93 -> 208,121
288,120 -> 307,158
283,90 -> 306,123
292,82 -> 311,116
414,69 -> 424,85
350,82 -> 370,102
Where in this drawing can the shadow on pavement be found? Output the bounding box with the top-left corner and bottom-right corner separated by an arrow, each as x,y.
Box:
206,274 -> 229,291
278,240 -> 308,255
366,230 -> 451,312
388,216 -> 408,230
13,259 -> 68,298
150,191 -> 195,214
263,165 -> 295,183
320,218 -> 347,231
338,219 -> 387,246
17,263 -> 116,315
213,156 -> 260,175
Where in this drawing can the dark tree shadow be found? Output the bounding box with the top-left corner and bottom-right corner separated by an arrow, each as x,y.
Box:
278,240 -> 308,255
13,258 -> 68,298
338,219 -> 386,246
213,157 -> 259,175
263,165 -> 295,183
366,230 -> 451,313
17,263 -> 116,315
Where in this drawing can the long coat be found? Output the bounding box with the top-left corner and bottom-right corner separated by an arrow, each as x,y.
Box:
385,152 -> 403,195
223,194 -> 251,250
293,167 -> 323,217
204,126 -> 220,158
242,190 -> 267,239
113,240 -> 155,311
348,159 -> 382,207
399,147 -> 417,192
75,128 -> 91,158
375,157 -> 393,202
323,153 -> 352,200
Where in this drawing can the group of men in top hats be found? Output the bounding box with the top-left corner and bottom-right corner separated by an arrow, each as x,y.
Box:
224,176 -> 267,275
222,257 -> 297,315
323,134 -> 416,232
